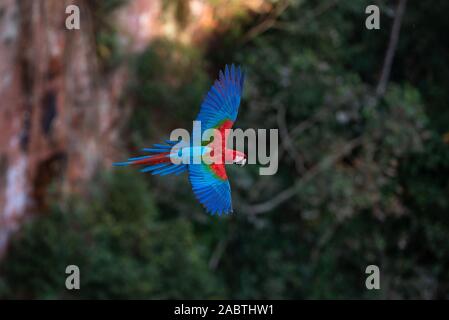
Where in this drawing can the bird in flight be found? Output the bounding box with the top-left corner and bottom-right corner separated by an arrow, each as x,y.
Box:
114,64 -> 246,215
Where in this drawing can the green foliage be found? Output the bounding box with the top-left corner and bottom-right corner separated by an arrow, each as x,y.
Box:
205,0 -> 448,299
0,171 -> 222,299
88,0 -> 128,72
128,39 -> 209,147
96,31 -> 123,72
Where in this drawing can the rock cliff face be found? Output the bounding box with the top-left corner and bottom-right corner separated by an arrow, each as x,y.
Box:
0,0 -> 134,255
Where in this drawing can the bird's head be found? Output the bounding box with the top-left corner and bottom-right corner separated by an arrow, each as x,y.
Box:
232,150 -> 247,166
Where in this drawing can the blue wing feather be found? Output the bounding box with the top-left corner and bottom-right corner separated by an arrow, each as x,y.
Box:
141,163 -> 169,173
188,164 -> 232,215
195,64 -> 245,133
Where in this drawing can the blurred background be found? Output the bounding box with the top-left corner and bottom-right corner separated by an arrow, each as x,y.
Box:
0,0 -> 448,299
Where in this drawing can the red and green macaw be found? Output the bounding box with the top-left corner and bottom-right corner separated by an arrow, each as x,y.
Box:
114,65 -> 246,215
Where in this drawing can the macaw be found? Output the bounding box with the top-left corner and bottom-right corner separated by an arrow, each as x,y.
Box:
114,64 -> 246,215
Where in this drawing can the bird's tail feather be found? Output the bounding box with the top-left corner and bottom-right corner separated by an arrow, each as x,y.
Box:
113,140 -> 188,176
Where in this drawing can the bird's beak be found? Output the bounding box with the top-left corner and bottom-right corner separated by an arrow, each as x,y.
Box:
238,158 -> 247,166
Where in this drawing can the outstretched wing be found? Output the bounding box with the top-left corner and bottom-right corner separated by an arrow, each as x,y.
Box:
188,163 -> 232,215
195,64 -> 245,135
188,64 -> 244,215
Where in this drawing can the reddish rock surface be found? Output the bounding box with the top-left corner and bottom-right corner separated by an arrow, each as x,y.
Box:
0,0 -> 135,255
